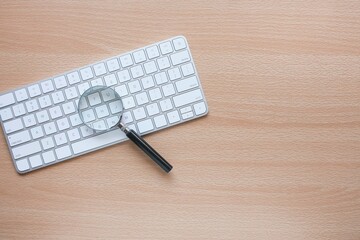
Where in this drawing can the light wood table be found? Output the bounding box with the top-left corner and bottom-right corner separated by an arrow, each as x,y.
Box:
0,1 -> 359,239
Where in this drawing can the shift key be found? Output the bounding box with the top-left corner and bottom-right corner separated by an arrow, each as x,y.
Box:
173,89 -> 203,108
12,141 -> 41,159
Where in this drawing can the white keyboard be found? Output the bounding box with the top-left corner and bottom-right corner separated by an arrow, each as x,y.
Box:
0,36 -> 208,174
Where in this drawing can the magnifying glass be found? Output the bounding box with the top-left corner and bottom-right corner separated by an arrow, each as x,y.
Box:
77,86 -> 173,173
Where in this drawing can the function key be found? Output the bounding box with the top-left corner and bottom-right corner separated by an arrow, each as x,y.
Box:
15,89 -> 28,102
173,37 -> 186,51
146,45 -> 160,59
93,62 -> 107,76
67,71 -> 81,85
133,50 -> 146,63
159,41 -> 173,55
119,54 -> 133,68
106,58 -> 120,72
80,67 -> 94,81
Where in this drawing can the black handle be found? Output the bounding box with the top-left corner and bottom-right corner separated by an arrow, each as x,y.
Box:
125,129 -> 172,173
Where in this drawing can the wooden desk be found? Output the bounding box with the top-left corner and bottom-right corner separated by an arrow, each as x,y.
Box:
0,1 -> 359,239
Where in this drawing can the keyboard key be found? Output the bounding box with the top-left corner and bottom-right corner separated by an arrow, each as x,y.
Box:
56,117 -> 70,131
12,103 -> 26,117
173,89 -> 203,108
94,62 -> 107,76
159,99 -> 173,112
41,80 -> 54,93
31,126 -> 44,139
72,129 -> 126,154
38,95 -> 52,108
133,107 -> 146,120
162,84 -> 175,97
8,130 -> 31,147
54,132 -> 67,146
0,107 -> 13,121
149,88 -> 162,101
117,69 -> 131,82
144,61 -> 157,74
23,114 -> 36,127
194,102 -> 207,115
80,125 -> 94,137
157,57 -> 171,70
54,76 -> 67,89
122,111 -> 133,124
129,80 -> 141,94
88,92 -> 101,106
154,115 -> 167,128
15,89 -> 28,102
55,145 -> 72,160
80,67 -> 94,80
137,119 -> 154,133
141,76 -> 154,89
42,150 -> 56,164
133,50 -> 146,63
36,110 -> 50,123
4,118 -> 23,134
168,67 -> 181,81
130,65 -> 144,79
49,106 -> 62,119
12,141 -> 41,160
41,136 -> 55,150
25,99 -> 39,113
181,63 -> 195,76
16,158 -> 30,172
29,155 -> 43,168
65,87 -> 78,100
95,105 -> 110,118
173,37 -> 186,50
175,76 -> 199,93
106,58 -> 120,72
159,41 -> 173,55
135,92 -> 149,105
62,101 -> 76,115
120,54 -> 133,68
146,45 -> 160,59
67,71 -> 81,85
67,128 -> 81,142
70,113 -> 82,127
104,74 -> 118,87
115,85 -> 128,97
28,84 -> 41,97
91,78 -> 104,87
180,106 -> 192,114
43,122 -> 57,135
170,50 -> 190,66
121,96 -> 135,109
182,111 -> 194,120
78,82 -> 90,95
108,100 -> 122,114
154,72 -> 168,85
82,108 -> 96,122
167,110 -> 180,124
146,103 -> 160,116
51,91 -> 65,104
0,92 -> 15,108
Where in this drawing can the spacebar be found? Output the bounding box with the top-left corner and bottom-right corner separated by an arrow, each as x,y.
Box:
72,129 -> 127,154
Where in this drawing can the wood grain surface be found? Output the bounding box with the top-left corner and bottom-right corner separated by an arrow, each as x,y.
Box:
0,1 -> 360,239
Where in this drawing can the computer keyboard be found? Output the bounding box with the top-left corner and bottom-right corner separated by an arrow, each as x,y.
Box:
0,36 -> 208,174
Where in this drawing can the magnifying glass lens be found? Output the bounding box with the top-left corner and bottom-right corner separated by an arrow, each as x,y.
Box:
78,86 -> 123,131
77,85 -> 172,173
